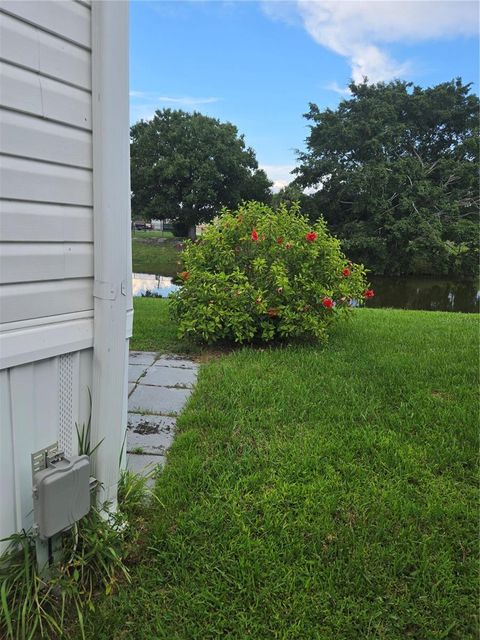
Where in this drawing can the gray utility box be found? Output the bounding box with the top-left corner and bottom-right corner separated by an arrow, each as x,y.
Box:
33,454 -> 91,539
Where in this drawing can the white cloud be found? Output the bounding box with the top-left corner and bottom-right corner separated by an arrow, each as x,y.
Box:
324,81 -> 352,96
129,91 -> 150,98
260,0 -> 303,26
156,96 -> 220,106
129,92 -> 221,122
261,164 -> 326,194
130,91 -> 220,105
263,0 -> 479,83
260,164 -> 296,192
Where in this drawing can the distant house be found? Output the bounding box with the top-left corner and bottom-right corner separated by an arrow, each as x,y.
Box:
151,218 -> 174,232
0,2 -> 132,551
151,219 -> 163,231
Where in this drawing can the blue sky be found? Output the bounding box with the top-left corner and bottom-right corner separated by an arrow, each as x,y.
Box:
130,1 -> 479,189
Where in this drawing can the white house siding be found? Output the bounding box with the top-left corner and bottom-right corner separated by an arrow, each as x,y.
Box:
0,1 -> 130,552
0,351 -> 93,549
0,1 -> 94,327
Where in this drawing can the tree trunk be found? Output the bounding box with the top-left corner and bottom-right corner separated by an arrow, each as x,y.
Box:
188,224 -> 197,241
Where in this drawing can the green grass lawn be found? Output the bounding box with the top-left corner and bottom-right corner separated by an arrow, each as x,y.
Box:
132,237 -> 182,276
90,304 -> 477,639
130,297 -> 202,354
132,230 -> 174,239
130,298 -> 174,351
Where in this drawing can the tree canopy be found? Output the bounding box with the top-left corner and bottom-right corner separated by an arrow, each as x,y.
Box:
130,109 -> 272,233
294,79 -> 479,276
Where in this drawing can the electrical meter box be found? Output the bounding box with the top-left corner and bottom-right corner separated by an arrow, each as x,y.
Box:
32,447 -> 91,539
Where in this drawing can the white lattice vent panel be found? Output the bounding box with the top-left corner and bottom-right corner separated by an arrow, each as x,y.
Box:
58,354 -> 74,456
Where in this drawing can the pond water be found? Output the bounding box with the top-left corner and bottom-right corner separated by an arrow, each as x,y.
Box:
367,276 -> 479,314
132,273 -> 179,298
132,273 -> 479,313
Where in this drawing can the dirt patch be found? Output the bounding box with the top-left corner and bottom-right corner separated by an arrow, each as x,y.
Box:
193,349 -> 233,363
431,390 -> 451,401
127,418 -> 174,434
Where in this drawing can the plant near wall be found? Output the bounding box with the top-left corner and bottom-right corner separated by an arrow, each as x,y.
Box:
117,469 -> 161,522
76,389 -> 103,458
0,508 -> 130,639
0,423 -> 154,639
169,201 -> 371,344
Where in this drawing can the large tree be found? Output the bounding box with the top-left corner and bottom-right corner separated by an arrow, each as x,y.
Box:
294,79 -> 479,276
130,109 -> 272,234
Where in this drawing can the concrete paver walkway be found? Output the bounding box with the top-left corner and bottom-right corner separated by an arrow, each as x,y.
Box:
127,352 -> 198,475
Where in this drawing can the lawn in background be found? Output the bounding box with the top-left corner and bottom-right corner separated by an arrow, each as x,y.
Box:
88,306 -> 478,639
131,230 -> 174,239
132,236 -> 182,277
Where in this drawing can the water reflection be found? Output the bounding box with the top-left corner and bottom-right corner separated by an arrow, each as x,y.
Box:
366,276 -> 479,314
132,273 -> 479,313
132,273 -> 180,298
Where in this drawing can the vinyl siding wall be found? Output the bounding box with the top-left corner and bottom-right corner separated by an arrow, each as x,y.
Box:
0,0 -> 99,550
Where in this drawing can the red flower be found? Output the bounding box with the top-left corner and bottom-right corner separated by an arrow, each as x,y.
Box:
180,271 -> 190,281
285,242 -> 292,250
306,231 -> 318,242
277,237 -> 284,244
251,229 -> 259,241
363,289 -> 375,298
322,297 -> 334,309
267,308 -> 279,317
342,268 -> 351,277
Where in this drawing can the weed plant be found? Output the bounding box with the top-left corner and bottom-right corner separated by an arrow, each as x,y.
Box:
0,458 -> 155,639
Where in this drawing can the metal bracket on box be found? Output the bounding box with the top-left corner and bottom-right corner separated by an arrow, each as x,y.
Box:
31,442 -> 62,475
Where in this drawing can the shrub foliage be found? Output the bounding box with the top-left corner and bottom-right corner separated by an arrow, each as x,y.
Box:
170,201 -> 370,343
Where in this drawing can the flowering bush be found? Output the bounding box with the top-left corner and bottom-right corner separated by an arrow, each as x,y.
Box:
169,201 -> 372,343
